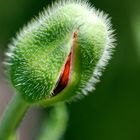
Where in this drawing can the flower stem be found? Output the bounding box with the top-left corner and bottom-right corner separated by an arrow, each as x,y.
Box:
0,94 -> 30,140
37,103 -> 69,140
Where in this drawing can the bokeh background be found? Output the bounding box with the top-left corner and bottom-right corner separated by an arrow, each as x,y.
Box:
0,0 -> 140,140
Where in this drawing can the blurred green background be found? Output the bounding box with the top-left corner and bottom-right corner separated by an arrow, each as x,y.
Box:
0,0 -> 140,140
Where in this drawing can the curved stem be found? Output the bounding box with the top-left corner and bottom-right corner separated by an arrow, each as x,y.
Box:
0,94 -> 30,140
8,133 -> 18,140
131,12 -> 140,59
37,103 -> 69,140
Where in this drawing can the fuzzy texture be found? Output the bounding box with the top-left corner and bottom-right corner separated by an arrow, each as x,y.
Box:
5,0 -> 115,104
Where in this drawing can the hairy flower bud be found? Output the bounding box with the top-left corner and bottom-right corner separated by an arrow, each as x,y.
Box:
5,0 -> 115,105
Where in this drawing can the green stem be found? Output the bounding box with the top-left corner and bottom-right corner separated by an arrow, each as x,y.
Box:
131,12 -> 140,59
37,103 -> 69,140
0,94 -> 30,140
8,133 -> 18,140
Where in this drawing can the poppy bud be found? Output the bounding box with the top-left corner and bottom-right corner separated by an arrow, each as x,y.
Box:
5,0 -> 115,105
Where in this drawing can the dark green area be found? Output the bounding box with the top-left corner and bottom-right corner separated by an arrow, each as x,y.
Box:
0,0 -> 140,140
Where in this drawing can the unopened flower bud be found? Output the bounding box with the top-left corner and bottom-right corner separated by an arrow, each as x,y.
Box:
5,0 -> 115,105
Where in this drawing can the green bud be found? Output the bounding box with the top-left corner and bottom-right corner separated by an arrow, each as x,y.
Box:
5,0 -> 115,105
